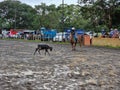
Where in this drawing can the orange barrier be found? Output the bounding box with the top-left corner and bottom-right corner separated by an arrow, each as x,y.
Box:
83,35 -> 91,46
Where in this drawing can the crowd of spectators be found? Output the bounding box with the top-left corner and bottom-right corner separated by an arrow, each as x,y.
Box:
101,28 -> 120,38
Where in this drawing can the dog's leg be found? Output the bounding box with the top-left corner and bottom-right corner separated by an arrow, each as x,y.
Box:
47,51 -> 50,55
45,49 -> 50,55
44,49 -> 48,55
34,48 -> 39,55
38,48 -> 41,55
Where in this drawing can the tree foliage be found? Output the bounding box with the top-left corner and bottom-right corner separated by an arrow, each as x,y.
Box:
78,0 -> 120,31
0,0 -> 120,32
0,0 -> 36,29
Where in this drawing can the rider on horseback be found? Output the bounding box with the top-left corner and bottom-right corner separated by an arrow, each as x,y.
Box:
70,27 -> 77,42
70,27 -> 83,50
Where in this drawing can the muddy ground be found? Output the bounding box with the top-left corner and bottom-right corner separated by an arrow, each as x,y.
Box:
0,40 -> 120,90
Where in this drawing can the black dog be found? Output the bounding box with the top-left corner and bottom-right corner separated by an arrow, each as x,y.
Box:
34,44 -> 53,55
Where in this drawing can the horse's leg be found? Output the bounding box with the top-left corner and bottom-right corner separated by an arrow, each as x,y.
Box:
70,34 -> 77,51
72,43 -> 76,50
70,34 -> 74,50
73,43 -> 76,50
74,40 -> 77,50
70,41 -> 74,50
71,42 -> 76,51
71,40 -> 77,51
72,37 -> 77,51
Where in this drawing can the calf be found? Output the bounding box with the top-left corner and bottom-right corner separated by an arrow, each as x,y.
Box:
34,44 -> 53,55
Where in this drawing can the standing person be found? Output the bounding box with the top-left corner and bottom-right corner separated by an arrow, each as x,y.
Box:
109,28 -> 114,38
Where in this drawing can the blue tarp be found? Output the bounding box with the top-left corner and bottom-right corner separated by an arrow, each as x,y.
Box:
40,27 -> 57,39
65,29 -> 85,40
65,29 -> 85,35
76,29 -> 85,35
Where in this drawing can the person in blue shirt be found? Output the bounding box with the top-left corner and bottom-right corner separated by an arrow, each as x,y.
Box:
70,27 -> 77,42
109,28 -> 114,38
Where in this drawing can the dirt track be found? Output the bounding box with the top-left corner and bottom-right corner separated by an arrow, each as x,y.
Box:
0,40 -> 120,90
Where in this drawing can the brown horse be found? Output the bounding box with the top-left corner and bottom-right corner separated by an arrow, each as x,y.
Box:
69,33 -> 83,51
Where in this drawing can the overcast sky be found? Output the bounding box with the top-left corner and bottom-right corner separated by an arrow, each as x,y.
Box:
0,0 -> 78,7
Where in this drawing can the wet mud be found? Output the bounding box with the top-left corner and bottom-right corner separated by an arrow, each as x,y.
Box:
0,40 -> 120,90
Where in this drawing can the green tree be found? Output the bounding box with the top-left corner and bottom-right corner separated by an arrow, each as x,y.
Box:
35,3 -> 60,30
78,0 -> 120,31
0,0 -> 37,29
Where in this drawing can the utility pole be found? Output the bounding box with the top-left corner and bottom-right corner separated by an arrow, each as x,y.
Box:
14,8 -> 16,29
61,0 -> 64,41
62,0 -> 64,32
